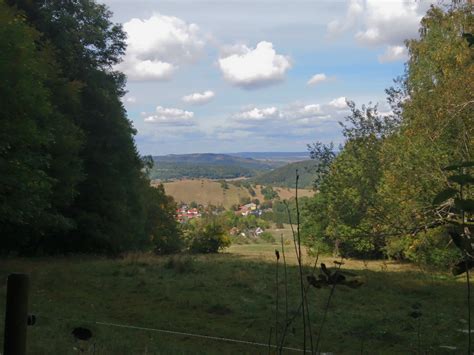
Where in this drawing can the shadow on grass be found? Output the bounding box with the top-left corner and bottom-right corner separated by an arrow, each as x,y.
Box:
0,252 -> 468,354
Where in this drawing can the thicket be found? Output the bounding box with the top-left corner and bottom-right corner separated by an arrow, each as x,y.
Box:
262,198 -> 310,225
182,218 -> 231,253
302,3 -> 473,267
0,0 -> 180,255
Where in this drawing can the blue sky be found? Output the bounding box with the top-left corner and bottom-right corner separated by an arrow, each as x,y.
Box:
101,0 -> 434,155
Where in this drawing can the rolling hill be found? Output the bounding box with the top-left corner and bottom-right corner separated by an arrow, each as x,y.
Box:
230,151 -> 309,164
150,153 -> 274,180
148,153 -> 317,188
159,179 -> 314,209
251,160 -> 316,188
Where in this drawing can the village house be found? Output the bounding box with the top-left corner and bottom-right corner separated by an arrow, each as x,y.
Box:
238,202 -> 257,216
176,205 -> 201,222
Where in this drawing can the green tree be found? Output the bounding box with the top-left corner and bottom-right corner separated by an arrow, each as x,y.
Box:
0,1 -> 83,254
146,184 -> 182,255
304,102 -> 394,257
3,0 -> 178,254
378,3 -> 473,261
261,186 -> 279,200
303,2 -> 473,263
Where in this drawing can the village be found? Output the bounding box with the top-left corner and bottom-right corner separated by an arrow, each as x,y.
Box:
176,202 -> 270,238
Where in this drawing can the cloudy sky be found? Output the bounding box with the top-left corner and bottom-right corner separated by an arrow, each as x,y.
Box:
102,0 -> 435,155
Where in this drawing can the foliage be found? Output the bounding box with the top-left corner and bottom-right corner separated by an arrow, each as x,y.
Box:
307,142 -> 336,189
251,160 -> 316,188
261,185 -> 279,200
262,197 -> 310,225
0,0 -> 83,254
149,154 -> 272,180
184,219 -> 231,254
303,102 -> 391,257
259,231 -> 276,243
0,0 -> 180,255
432,161 -> 474,274
302,2 -> 473,264
146,184 -> 182,255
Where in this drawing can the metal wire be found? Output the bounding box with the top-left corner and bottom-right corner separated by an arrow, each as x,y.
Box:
34,313 -> 312,353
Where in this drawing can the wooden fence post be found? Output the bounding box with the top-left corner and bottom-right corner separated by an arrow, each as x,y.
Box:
3,273 -> 30,355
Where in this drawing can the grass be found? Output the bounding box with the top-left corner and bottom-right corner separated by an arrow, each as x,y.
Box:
0,247 -> 470,354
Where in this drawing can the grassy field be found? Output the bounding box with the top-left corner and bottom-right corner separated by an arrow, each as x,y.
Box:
0,245 -> 470,354
161,179 -> 314,209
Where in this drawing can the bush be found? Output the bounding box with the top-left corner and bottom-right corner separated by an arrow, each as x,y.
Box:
187,221 -> 231,253
261,186 -> 278,200
385,227 -> 462,269
259,231 -> 275,243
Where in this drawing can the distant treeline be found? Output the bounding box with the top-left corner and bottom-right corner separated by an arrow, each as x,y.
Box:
251,160 -> 316,188
150,154 -> 316,188
1,0 -> 179,255
150,162 -> 260,180
150,154 -> 274,180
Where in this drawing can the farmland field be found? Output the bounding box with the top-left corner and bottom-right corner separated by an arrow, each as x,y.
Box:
0,244 -> 469,354
161,179 -> 314,209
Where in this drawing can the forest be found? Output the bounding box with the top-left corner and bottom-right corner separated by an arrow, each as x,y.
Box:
0,0 -> 179,255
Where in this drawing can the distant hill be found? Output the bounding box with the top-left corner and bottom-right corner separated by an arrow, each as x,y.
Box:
230,152 -> 309,165
150,153 -> 273,180
251,160 -> 316,188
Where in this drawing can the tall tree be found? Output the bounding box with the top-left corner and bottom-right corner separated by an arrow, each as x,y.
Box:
0,0 -> 83,254
3,0 -> 181,254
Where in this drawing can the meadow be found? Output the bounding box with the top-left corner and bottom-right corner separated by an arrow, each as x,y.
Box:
0,241 -> 469,354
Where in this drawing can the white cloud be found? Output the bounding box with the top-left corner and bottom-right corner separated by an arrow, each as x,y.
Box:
378,45 -> 408,63
182,90 -> 215,105
143,106 -> 195,125
299,104 -> 323,116
218,41 -> 291,89
307,73 -> 328,86
117,13 -> 205,81
120,59 -> 175,81
354,0 -> 427,46
327,0 -> 364,36
232,101 -> 338,127
327,0 -> 432,62
329,97 -> 348,109
234,106 -> 281,121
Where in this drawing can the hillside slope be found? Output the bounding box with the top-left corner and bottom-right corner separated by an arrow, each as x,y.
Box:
160,179 -> 314,208
251,160 -> 316,188
150,153 -> 273,180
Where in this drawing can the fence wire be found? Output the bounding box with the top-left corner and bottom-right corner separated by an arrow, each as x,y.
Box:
34,313 -> 313,353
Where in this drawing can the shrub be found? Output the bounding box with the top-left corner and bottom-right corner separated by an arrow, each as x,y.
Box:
385,228 -> 462,269
187,221 -> 231,253
259,231 -> 275,243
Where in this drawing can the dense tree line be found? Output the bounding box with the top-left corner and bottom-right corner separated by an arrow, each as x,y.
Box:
149,162 -> 260,181
0,0 -> 180,255
302,2 -> 473,267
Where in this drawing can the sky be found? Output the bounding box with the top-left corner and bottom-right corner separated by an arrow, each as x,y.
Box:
101,0 -> 435,155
